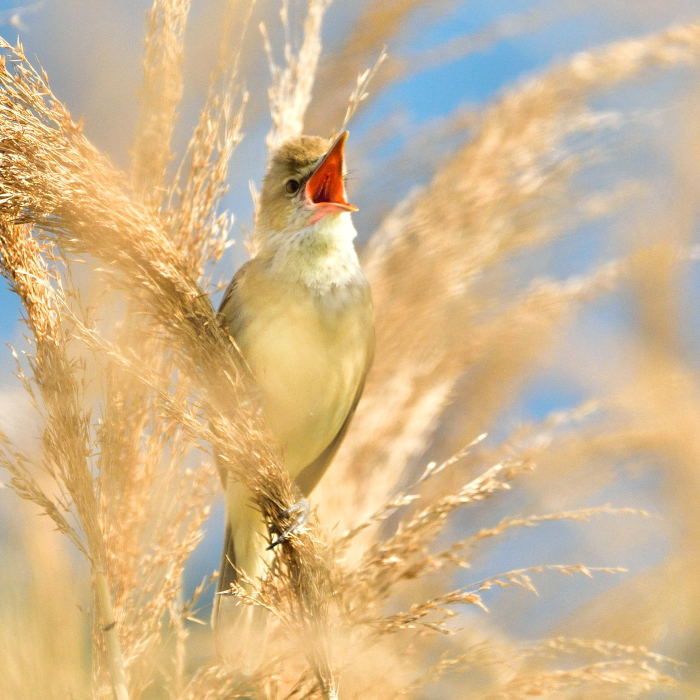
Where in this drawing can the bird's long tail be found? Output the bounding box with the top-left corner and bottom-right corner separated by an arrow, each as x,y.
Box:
212,482 -> 274,672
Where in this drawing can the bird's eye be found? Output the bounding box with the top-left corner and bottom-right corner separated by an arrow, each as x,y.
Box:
285,178 -> 300,194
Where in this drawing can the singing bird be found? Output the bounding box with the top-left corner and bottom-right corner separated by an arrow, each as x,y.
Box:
213,132 -> 374,660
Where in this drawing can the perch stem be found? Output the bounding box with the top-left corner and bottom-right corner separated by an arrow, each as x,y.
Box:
95,570 -> 130,700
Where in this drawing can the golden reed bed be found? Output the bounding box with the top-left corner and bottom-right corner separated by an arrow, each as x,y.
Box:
0,2 -> 699,697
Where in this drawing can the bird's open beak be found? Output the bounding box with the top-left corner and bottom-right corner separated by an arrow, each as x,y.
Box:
305,131 -> 358,221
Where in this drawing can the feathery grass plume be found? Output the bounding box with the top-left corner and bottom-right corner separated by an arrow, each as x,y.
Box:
131,0 -> 192,200
339,48 -> 387,134
1,2 -> 699,697
0,220 -> 128,698
113,7 -> 204,691
0,28 -> 337,698
165,0 -> 252,279
262,0 -> 332,151
319,21 -> 700,531
0,34 -> 221,694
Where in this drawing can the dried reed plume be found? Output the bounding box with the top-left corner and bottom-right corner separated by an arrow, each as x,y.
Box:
1,2 -> 699,698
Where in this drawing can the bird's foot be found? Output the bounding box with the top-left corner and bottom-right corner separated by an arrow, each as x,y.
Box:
267,499 -> 309,550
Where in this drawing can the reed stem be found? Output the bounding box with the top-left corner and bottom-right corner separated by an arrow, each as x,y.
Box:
95,571 -> 129,700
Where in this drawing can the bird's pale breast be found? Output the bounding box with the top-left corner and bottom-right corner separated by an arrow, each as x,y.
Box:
230,268 -> 372,477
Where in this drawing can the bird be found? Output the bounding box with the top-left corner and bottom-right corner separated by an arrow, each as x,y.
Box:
213,131 -> 374,666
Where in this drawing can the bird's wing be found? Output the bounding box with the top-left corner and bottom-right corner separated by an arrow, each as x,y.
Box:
217,259 -> 253,332
293,378 -> 365,496
295,331 -> 374,496
214,261 -> 254,489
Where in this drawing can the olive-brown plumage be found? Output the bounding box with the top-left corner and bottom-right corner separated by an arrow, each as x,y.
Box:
213,133 -> 373,667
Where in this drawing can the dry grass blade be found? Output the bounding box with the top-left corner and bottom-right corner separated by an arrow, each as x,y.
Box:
372,565 -> 626,635
415,505 -> 653,577
337,432 -> 487,547
353,457 -> 535,597
339,48 -> 387,132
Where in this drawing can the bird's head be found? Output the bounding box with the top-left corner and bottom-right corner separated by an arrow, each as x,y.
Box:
256,132 -> 357,246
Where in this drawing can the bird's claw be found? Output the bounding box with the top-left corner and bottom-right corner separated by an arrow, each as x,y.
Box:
267,499 -> 309,550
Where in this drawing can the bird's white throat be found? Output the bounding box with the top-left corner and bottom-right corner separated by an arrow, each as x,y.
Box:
265,213 -> 363,292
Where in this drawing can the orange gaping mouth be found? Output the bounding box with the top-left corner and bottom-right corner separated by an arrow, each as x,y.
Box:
305,132 -> 358,214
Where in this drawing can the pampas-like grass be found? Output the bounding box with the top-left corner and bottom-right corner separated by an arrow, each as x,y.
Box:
1,2 -> 700,698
